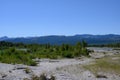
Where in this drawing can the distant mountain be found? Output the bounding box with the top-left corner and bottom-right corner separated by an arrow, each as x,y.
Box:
0,34 -> 120,45
0,36 -> 8,41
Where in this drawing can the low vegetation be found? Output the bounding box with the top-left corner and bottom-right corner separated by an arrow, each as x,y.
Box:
0,41 -> 89,65
89,43 -> 120,47
27,74 -> 56,80
83,54 -> 120,76
24,67 -> 31,74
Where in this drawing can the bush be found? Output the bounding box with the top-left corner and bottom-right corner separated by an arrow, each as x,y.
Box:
30,74 -> 56,80
31,75 -> 40,80
39,74 -> 47,80
81,48 -> 89,56
62,52 -> 74,58
0,41 -> 89,65
29,61 -> 37,66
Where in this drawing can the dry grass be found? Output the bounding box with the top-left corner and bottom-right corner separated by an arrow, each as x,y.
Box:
83,54 -> 120,76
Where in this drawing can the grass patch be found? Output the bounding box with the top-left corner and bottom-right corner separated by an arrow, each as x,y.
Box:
83,54 -> 120,75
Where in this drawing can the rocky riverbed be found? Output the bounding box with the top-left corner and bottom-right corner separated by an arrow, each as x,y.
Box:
0,47 -> 120,80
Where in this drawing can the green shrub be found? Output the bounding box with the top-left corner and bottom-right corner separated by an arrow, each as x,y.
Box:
0,41 -> 89,65
81,48 -> 89,56
29,61 -> 37,66
62,52 -> 74,58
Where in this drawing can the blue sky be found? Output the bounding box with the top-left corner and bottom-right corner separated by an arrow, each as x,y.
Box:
0,0 -> 120,37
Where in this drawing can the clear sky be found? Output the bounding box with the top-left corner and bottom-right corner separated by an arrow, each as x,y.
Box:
0,0 -> 120,37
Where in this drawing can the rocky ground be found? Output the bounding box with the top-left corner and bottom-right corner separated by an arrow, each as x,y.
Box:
0,47 -> 120,80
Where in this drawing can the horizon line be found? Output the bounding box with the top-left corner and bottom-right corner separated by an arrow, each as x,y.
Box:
1,34 -> 120,38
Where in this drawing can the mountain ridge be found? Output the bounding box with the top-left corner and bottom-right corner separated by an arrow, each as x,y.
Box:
0,34 -> 120,45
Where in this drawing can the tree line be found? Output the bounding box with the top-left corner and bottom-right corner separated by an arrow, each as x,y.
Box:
89,43 -> 120,47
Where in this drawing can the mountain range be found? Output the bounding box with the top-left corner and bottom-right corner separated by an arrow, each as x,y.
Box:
0,34 -> 120,45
